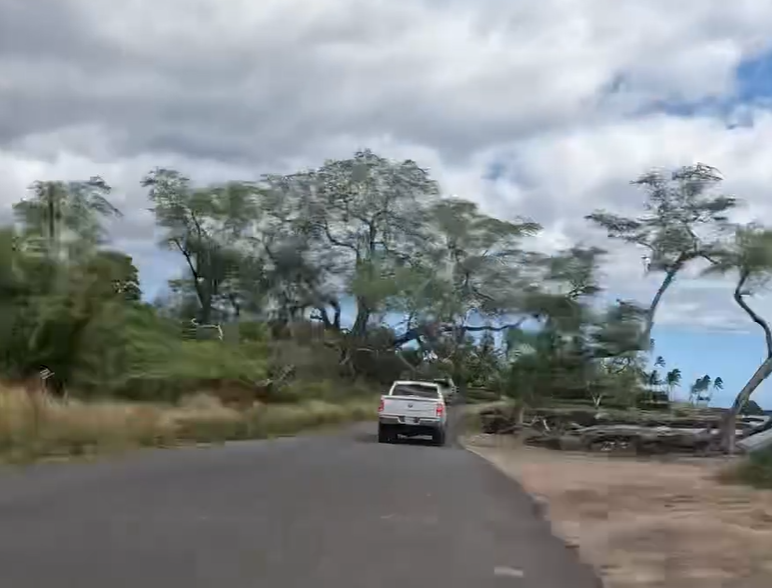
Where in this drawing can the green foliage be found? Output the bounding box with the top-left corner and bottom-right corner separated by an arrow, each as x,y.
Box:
70,305 -> 270,401
13,177 -> 121,261
704,224 -> 772,284
723,446 -> 772,489
587,164 -> 736,272
1,153 -> 755,421
587,163 -> 738,345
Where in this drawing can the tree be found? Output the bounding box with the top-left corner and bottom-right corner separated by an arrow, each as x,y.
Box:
689,375 -> 712,405
263,152 -> 550,378
264,150 -> 441,338
586,163 -> 737,347
88,251 -> 142,302
142,169 -> 260,324
500,244 -> 647,413
704,224 -> 772,452
1,154 -> 752,425
502,295 -> 646,413
385,200 -> 542,356
665,367 -> 682,400
713,376 -> 724,394
647,369 -> 663,391
13,177 -> 121,264
2,181 -> 128,387
250,179 -> 336,325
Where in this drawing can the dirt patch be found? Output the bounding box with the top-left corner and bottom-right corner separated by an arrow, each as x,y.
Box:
464,434 -> 772,588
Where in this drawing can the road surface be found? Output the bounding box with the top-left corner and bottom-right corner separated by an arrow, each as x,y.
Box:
0,420 -> 599,587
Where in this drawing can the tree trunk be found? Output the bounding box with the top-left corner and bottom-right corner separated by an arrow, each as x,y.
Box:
721,357 -> 772,453
351,298 -> 370,338
228,294 -> 240,319
642,265 -> 680,347
721,272 -> 772,453
331,300 -> 341,331
516,404 -> 525,426
198,294 -> 212,325
734,271 -> 772,356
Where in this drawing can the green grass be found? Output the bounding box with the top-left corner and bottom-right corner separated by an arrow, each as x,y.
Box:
719,447 -> 772,490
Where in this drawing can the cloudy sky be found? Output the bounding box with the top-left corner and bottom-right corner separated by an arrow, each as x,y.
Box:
3,0 -> 772,405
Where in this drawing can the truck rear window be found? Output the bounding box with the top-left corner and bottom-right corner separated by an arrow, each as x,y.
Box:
391,384 -> 440,399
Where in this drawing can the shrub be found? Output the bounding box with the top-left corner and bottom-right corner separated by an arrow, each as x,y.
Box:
0,385 -> 378,462
721,447 -> 772,489
72,305 -> 270,402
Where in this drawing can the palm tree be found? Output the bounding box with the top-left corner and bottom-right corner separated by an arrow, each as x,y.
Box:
665,368 -> 682,400
690,375 -> 713,406
713,376 -> 724,393
654,355 -> 666,369
647,369 -> 663,392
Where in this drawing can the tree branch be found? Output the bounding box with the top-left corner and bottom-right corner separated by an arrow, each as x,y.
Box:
461,321 -> 525,333
321,220 -> 359,254
171,237 -> 205,297
734,270 -> 772,358
390,319 -> 526,348
309,298 -> 342,331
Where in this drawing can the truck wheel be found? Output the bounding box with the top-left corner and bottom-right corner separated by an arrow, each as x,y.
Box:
378,424 -> 389,444
433,428 -> 446,447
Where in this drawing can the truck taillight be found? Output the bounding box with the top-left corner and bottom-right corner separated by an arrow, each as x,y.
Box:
378,398 -> 384,412
436,403 -> 444,417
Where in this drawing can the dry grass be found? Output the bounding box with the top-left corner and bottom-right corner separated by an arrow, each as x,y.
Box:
0,385 -> 377,463
464,435 -> 772,588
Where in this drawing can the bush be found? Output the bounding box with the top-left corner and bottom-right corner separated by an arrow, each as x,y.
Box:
721,447 -> 772,489
71,305 -> 271,402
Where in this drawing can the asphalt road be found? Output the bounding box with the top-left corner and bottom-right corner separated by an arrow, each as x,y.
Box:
0,418 -> 599,587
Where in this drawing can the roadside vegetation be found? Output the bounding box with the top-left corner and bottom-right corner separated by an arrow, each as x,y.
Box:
0,386 -> 376,463
720,446 -> 772,489
2,151 -> 772,467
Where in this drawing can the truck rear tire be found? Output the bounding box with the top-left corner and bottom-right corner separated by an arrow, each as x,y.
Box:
378,424 -> 390,444
433,428 -> 446,447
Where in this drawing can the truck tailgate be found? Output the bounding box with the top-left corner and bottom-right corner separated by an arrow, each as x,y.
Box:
382,396 -> 439,419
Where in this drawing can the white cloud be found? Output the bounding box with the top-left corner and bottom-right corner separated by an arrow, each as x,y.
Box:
489,110 -> 772,329
5,1 -> 772,326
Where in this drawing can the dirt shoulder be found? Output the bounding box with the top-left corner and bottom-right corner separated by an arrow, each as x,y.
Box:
464,434 -> 772,588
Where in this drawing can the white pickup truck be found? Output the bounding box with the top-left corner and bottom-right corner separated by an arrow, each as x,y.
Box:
377,380 -> 448,446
